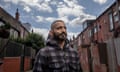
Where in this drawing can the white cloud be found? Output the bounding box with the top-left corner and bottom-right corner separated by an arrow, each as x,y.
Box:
0,2 -> 11,9
36,16 -> 56,23
21,0 -> 39,6
36,16 -> 69,24
63,0 -> 78,8
46,17 -> 56,23
57,16 -> 69,24
32,27 -> 78,41
55,0 -> 96,27
67,32 -> 79,40
4,0 -> 96,27
3,0 -> 53,13
93,0 -> 107,4
23,6 -> 31,13
45,16 -> 69,24
21,0 -> 53,13
4,0 -> 20,4
56,0 -> 85,17
36,16 -> 44,22
70,17 -> 81,26
69,14 -> 96,26
36,14 -> 96,27
32,27 -> 49,40
50,1 -> 57,5
57,4 -> 85,17
38,3 -> 52,13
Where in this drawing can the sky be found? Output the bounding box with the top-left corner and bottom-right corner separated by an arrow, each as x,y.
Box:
0,0 -> 115,40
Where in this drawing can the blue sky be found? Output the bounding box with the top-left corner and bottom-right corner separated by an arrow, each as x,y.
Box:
0,0 -> 115,39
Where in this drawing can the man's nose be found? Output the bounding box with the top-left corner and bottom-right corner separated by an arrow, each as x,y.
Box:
62,27 -> 66,32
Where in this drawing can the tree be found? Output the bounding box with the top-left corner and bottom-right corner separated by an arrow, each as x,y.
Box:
0,22 -> 11,38
24,33 -> 45,51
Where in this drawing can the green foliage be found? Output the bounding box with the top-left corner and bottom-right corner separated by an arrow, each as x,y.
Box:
24,33 -> 45,50
9,33 -> 45,50
0,23 -> 11,38
10,36 -> 25,44
0,23 -> 11,29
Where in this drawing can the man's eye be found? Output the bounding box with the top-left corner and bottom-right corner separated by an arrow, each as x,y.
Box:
56,26 -> 66,30
57,27 -> 62,29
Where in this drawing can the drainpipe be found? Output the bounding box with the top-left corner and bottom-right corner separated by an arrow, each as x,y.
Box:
88,46 -> 93,72
20,45 -> 25,72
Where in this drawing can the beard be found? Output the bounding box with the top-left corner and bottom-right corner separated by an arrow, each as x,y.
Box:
53,32 -> 67,41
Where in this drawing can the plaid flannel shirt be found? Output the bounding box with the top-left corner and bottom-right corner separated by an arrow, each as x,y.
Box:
33,39 -> 82,72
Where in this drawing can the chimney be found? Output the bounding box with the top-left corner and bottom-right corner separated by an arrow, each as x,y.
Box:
15,8 -> 20,21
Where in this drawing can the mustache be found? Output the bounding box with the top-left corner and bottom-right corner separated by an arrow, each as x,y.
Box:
60,32 -> 67,36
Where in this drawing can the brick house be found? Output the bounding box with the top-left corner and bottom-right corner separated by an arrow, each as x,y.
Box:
0,7 -> 31,72
71,0 -> 120,72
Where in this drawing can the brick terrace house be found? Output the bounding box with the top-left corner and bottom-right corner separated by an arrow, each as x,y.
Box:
0,7 -> 31,72
71,0 -> 120,72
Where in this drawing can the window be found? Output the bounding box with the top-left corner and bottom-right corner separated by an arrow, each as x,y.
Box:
113,11 -> 119,22
91,28 -> 94,36
0,21 -> 5,26
108,13 -> 114,31
94,26 -> 97,33
114,15 -> 119,22
10,28 -> 19,38
98,24 -> 101,31
83,22 -> 87,30
89,29 -> 92,37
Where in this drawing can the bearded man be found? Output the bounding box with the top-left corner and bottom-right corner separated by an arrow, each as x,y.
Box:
33,20 -> 82,72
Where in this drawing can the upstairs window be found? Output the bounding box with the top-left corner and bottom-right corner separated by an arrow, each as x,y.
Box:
83,22 -> 87,30
94,25 -> 98,33
89,29 -> 92,37
113,11 -> 119,22
108,13 -> 114,31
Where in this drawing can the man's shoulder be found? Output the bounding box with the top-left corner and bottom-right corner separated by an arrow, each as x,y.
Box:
37,46 -> 53,56
68,47 -> 78,54
68,47 -> 77,51
39,46 -> 54,53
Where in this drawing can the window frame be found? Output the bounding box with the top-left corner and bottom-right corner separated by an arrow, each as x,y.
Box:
108,12 -> 114,31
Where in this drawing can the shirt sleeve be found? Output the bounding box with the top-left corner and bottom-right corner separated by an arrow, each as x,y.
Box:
33,50 -> 46,72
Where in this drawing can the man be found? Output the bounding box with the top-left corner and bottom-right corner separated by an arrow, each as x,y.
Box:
33,20 -> 82,72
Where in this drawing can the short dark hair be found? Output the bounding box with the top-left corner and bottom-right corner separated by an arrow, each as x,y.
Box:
51,20 -> 64,30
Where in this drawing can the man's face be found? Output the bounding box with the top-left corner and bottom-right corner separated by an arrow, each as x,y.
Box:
52,21 -> 67,41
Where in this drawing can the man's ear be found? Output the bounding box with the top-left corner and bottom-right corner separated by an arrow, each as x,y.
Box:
49,30 -> 54,38
49,30 -> 54,36
50,30 -> 53,34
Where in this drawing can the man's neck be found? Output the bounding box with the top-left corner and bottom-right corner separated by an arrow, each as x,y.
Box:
57,41 -> 65,49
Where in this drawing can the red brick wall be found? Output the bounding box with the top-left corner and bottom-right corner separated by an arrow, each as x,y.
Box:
91,45 -> 101,72
2,57 -> 30,72
118,66 -> 120,72
0,60 -> 3,72
78,47 -> 90,72
3,57 -> 20,72
24,57 -> 31,71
